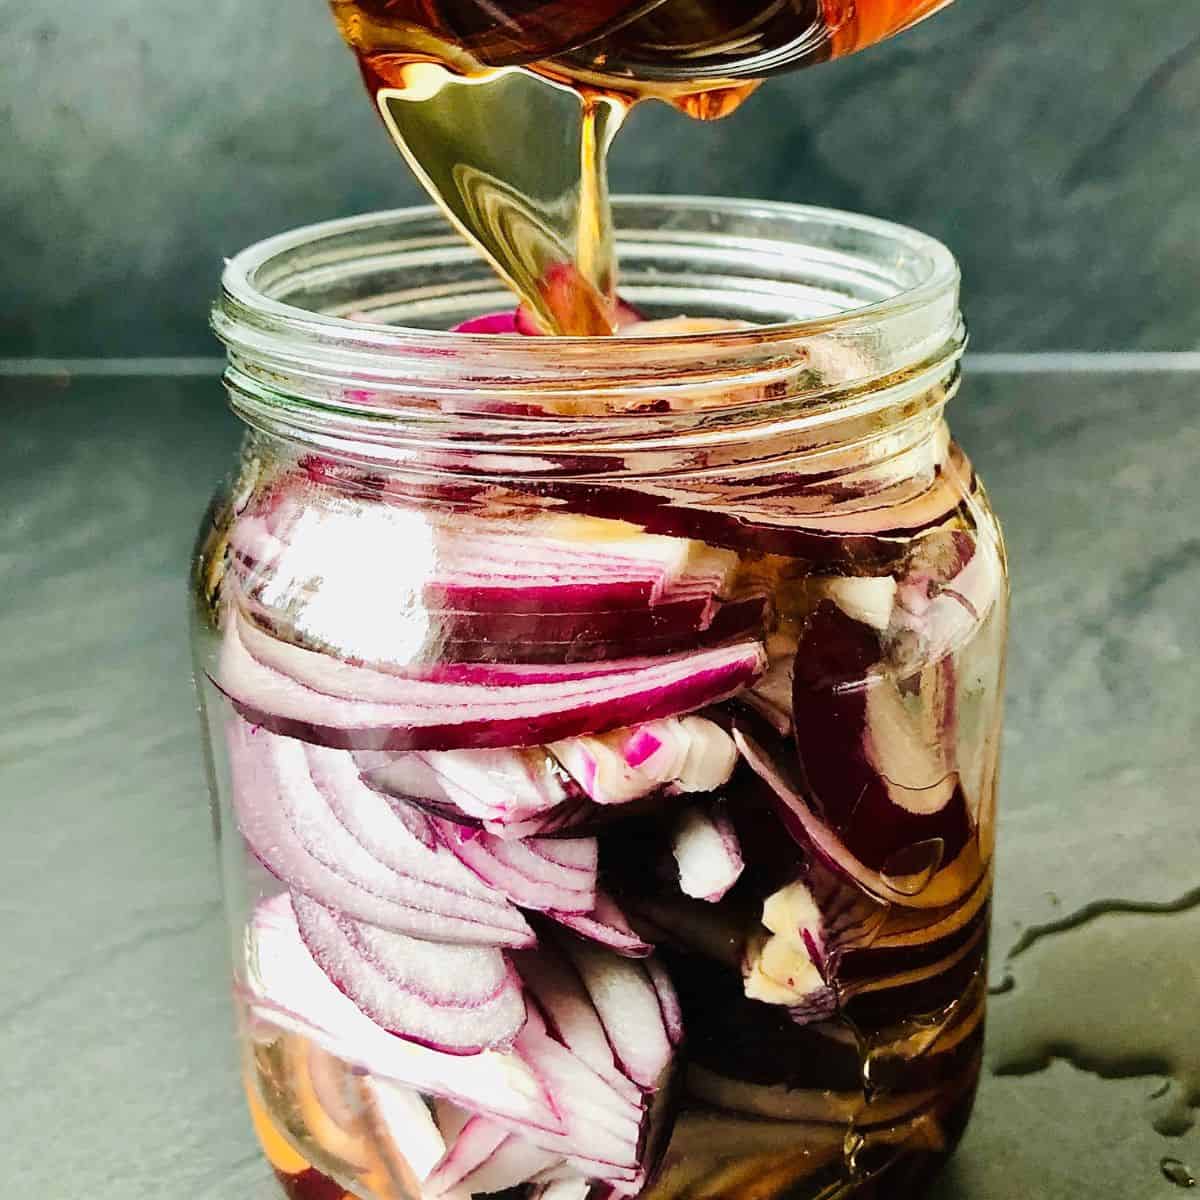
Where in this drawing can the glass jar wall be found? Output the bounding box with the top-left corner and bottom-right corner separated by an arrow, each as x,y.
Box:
193,199 -> 1007,1200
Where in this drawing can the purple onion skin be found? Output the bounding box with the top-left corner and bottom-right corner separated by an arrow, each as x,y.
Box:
223,644 -> 764,754
452,312 -> 523,334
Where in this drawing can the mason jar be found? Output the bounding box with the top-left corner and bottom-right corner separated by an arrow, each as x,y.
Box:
193,198 -> 1007,1200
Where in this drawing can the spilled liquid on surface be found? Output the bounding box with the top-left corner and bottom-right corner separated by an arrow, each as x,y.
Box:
1162,1157 -> 1197,1188
989,885 -> 1200,1143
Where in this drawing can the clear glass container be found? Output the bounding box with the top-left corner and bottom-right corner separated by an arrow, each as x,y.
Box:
193,198 -> 1007,1200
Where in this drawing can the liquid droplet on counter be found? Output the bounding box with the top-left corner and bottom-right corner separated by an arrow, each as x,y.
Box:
987,971 -> 1014,996
1161,1158 -> 1196,1188
880,838 -> 944,896
989,886 -> 1200,1138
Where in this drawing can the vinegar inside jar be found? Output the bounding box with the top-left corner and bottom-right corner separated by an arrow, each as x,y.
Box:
329,0 -> 953,332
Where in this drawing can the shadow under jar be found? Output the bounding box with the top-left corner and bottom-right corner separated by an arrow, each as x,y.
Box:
193,199 -> 1008,1200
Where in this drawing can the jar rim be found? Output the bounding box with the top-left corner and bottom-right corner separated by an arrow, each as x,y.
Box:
217,195 -> 959,362
212,198 -> 963,472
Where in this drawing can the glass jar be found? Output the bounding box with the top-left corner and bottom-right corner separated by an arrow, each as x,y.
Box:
193,198 -> 1007,1200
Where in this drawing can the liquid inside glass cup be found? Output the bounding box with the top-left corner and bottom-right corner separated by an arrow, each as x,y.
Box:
197,202 -> 1006,1200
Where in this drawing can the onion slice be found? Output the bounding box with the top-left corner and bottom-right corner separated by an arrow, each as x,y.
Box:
244,895 -> 558,1131
425,1115 -> 562,1196
216,614 -> 766,752
433,821 -> 599,915
357,744 -> 572,827
452,312 -> 522,334
292,894 -> 526,1055
671,804 -> 744,902
227,718 -> 534,946
513,942 -> 643,1106
550,891 -> 654,957
558,939 -> 676,1091
551,716 -> 737,806
366,1081 -> 447,1183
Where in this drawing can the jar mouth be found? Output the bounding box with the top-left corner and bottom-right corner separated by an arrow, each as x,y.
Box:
212,198 -> 964,472
217,196 -> 958,359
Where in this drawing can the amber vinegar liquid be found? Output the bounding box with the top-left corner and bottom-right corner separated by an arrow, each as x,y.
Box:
328,0 -> 951,333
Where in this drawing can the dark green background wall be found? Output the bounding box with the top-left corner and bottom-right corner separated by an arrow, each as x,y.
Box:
3,0 -> 1198,355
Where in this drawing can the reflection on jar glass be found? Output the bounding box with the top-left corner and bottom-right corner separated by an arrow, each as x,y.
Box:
193,199 -> 1008,1200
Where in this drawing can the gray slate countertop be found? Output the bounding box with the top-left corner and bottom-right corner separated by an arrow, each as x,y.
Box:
3,367 -> 1198,1198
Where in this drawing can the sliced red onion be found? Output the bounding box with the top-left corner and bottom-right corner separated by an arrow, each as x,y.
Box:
530,837 -> 598,873
787,602 -> 976,898
452,312 -> 522,334
736,631 -> 796,736
425,1114 -> 561,1196
227,718 -> 534,945
734,718 -> 983,912
476,796 -> 601,840
365,1081 -> 447,1182
892,528 -> 1004,670
357,745 -> 572,826
818,575 -> 899,632
240,494 -> 738,608
671,804 -> 744,902
514,942 -> 644,1106
250,901 -> 676,1182
861,664 -> 958,815
741,879 -> 839,1024
550,891 -> 654,957
532,442 -> 976,566
302,742 -> 435,859
217,614 -> 765,752
238,610 -> 651,691
514,1004 -> 643,1175
292,894 -> 526,1055
644,958 -> 684,1048
730,602 -> 981,909
245,896 -> 560,1132
430,601 -> 711,648
551,716 -> 737,806
427,528 -> 738,614
512,296 -> 643,336
433,821 -> 598,915
250,901 -> 663,1181
234,494 -> 742,626
353,783 -> 598,842
559,938 -> 675,1091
